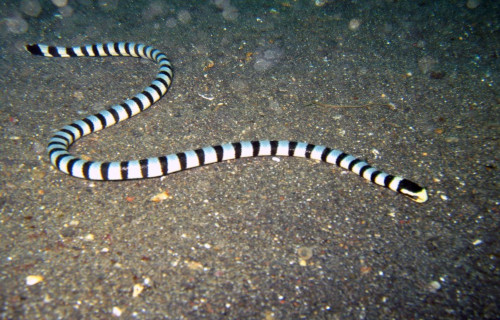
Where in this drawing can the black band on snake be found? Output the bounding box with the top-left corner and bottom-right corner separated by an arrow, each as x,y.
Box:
26,42 -> 428,203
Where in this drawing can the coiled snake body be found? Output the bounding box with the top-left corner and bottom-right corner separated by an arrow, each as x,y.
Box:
26,42 -> 427,203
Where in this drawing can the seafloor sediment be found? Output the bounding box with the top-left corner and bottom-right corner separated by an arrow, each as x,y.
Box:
0,0 -> 498,318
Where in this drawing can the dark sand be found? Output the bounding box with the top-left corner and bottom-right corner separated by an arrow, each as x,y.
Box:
1,0 -> 498,318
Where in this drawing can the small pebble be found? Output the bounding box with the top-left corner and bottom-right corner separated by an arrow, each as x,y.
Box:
348,19 -> 362,31
150,190 -> 172,202
360,266 -> 372,274
112,306 -> 122,317
69,220 -> 79,226
132,283 -> 144,298
84,234 -> 95,241
445,136 -> 459,143
186,260 -> 204,270
26,275 -> 44,286
314,0 -> 327,7
427,280 -> 441,293
98,0 -> 119,11
143,277 -> 152,286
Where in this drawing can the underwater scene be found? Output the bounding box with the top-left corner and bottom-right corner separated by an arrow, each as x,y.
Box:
0,0 -> 498,318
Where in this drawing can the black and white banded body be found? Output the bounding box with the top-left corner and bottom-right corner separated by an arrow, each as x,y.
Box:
26,42 -> 428,203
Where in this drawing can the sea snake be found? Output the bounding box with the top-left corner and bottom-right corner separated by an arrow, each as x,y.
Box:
26,42 -> 428,203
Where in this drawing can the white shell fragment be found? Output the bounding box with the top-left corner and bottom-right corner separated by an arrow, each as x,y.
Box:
26,275 -> 44,286
112,306 -> 122,317
132,283 -> 145,298
150,190 -> 172,202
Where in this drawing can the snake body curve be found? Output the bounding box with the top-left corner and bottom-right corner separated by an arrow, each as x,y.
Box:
26,42 -> 428,203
